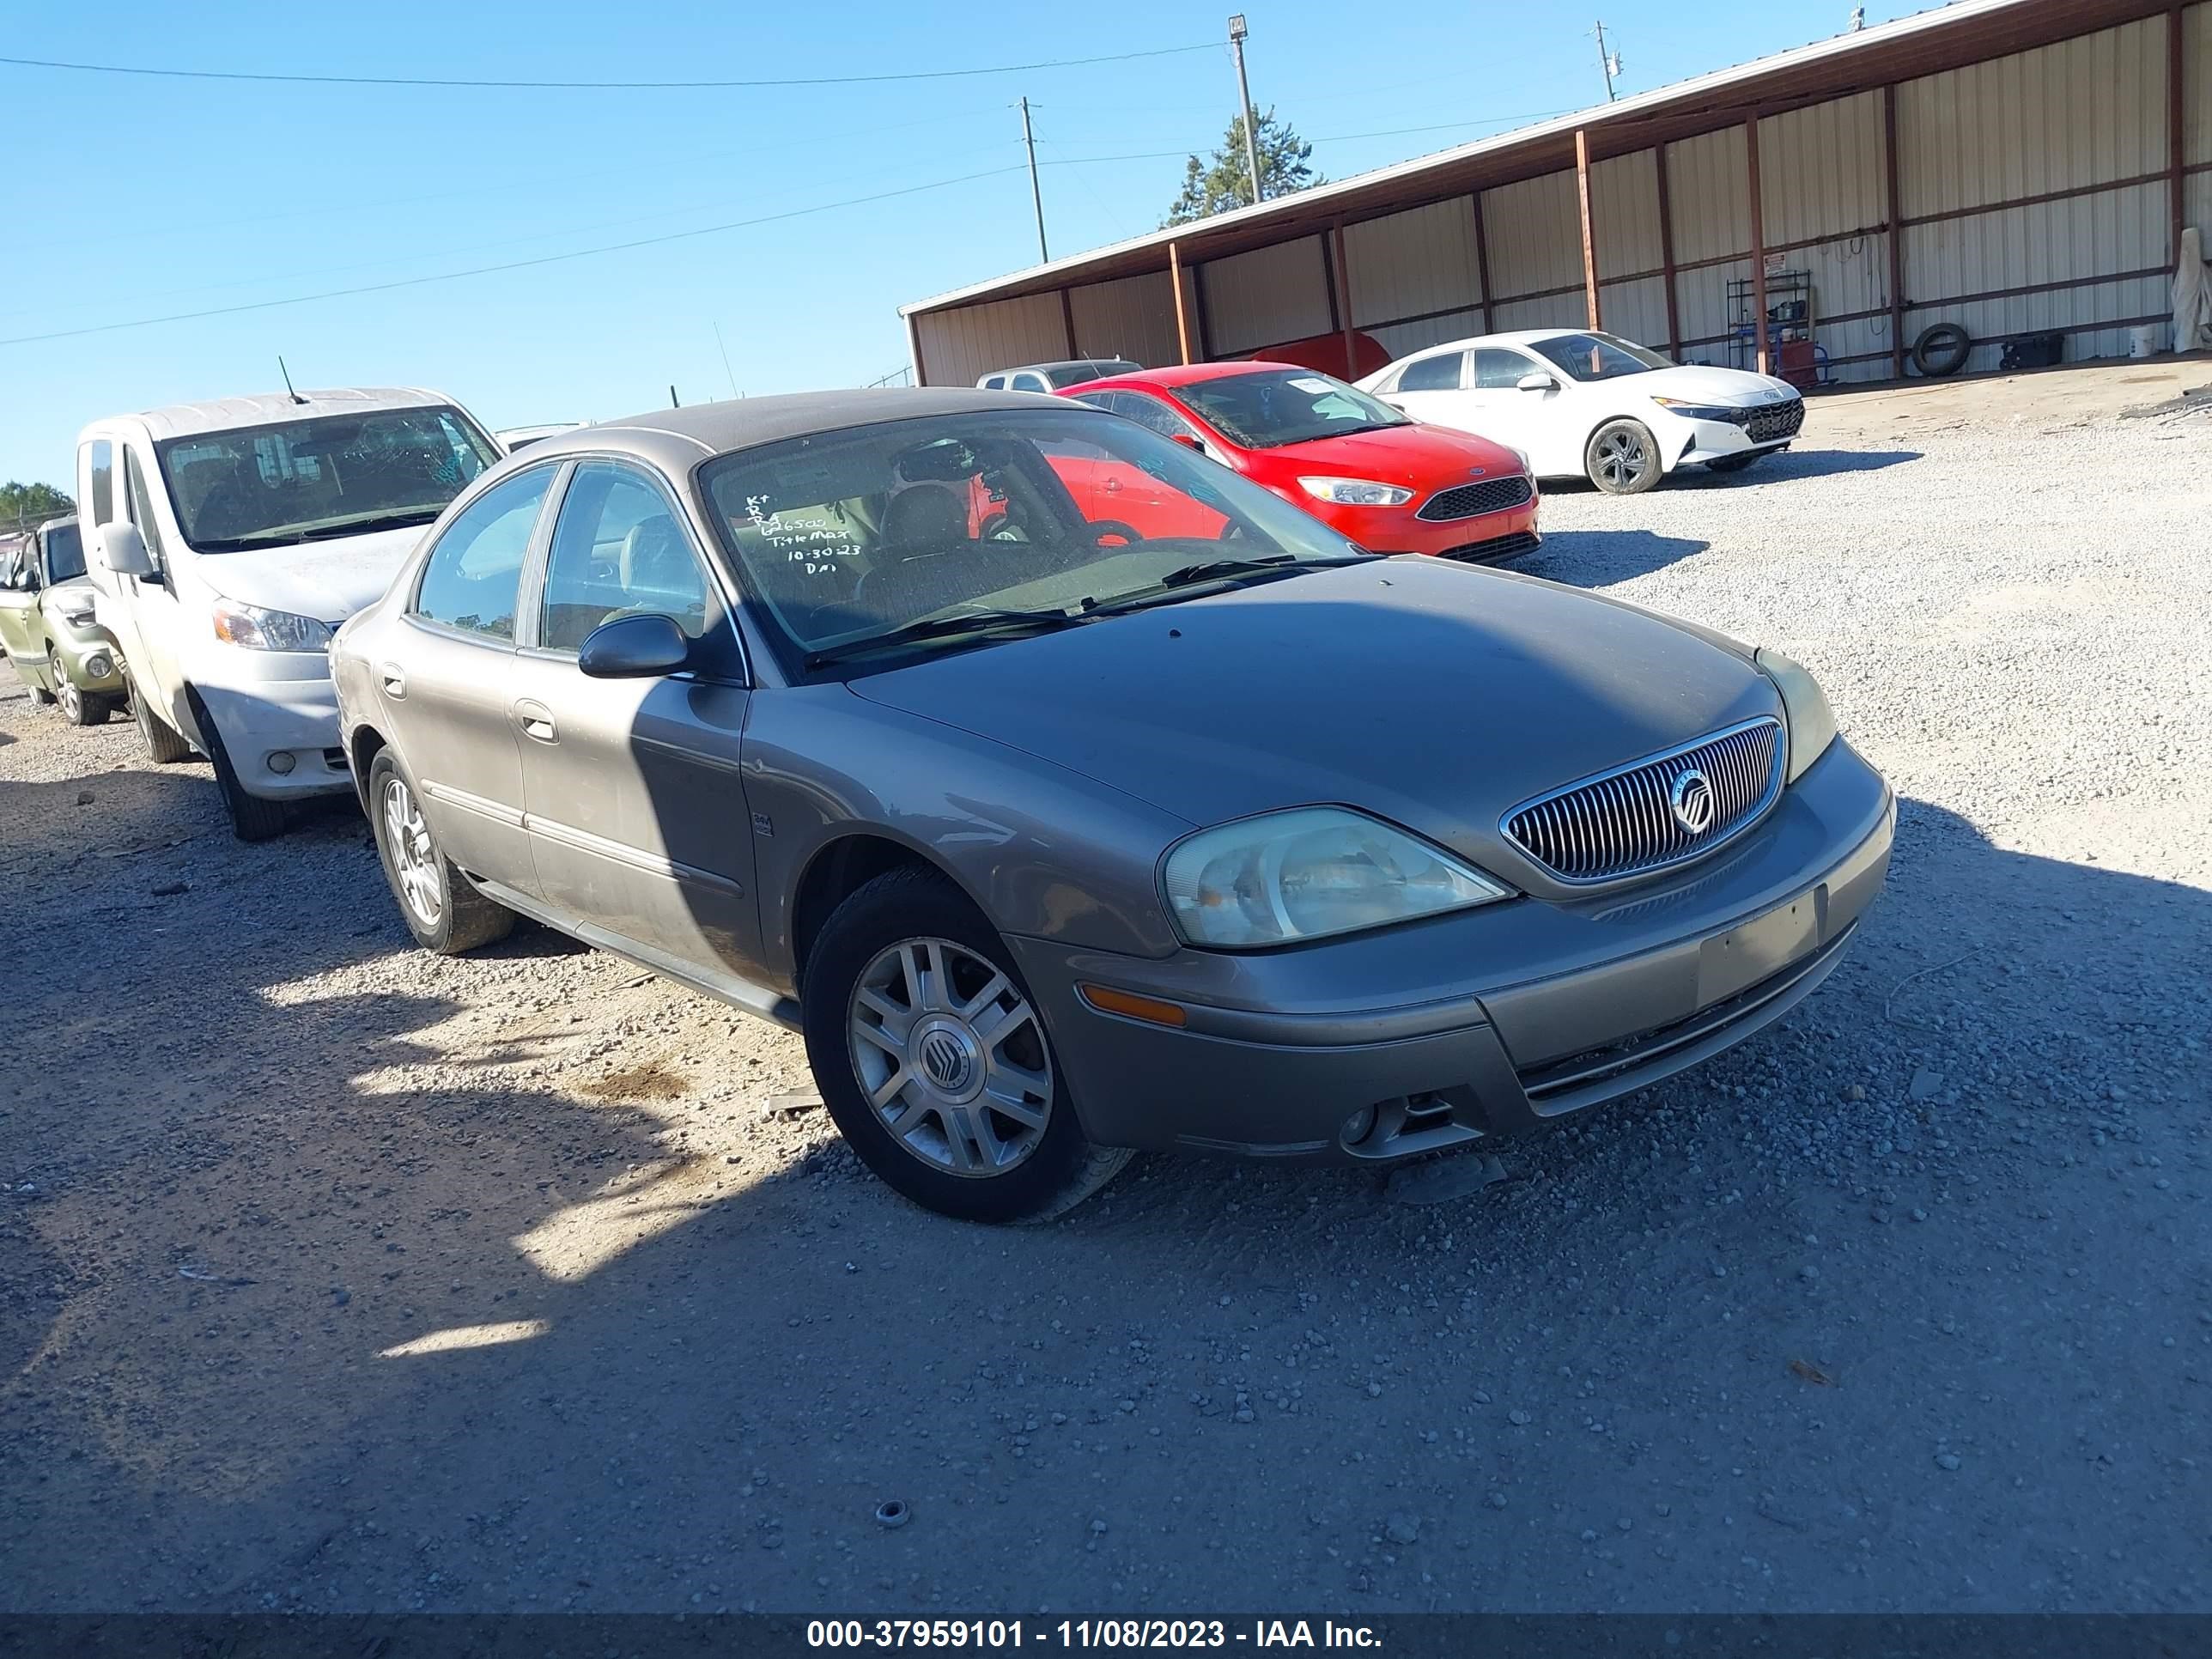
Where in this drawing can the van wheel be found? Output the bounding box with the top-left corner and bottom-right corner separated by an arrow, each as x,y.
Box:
131,678 -> 195,763
801,866 -> 1130,1224
1585,419 -> 1662,494
52,654 -> 108,726
367,750 -> 513,953
195,702 -> 289,842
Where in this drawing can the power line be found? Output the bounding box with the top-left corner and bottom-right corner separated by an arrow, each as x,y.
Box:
0,166 -> 1032,348
0,42 -> 1214,91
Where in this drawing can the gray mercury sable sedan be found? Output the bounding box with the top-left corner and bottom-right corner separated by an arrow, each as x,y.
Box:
331,388 -> 1893,1223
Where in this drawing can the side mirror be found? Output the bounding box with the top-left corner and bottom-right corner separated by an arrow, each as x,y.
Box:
578,613 -> 690,679
1516,371 -> 1559,392
1170,433 -> 1206,452
97,522 -> 155,578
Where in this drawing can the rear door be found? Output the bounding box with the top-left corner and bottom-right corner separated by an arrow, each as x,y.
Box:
387,463 -> 560,889
0,544 -> 40,672
506,459 -> 763,979
1376,349 -> 1469,427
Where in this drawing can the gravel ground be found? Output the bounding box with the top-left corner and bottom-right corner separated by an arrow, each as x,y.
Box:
2,367 -> 2209,1615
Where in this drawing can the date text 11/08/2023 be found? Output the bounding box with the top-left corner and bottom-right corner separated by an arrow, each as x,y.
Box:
806,1620 -> 1384,1649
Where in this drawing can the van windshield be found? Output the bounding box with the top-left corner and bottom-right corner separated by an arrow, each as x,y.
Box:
156,406 -> 498,553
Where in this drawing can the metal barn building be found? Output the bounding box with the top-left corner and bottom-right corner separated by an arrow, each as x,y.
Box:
900,0 -> 2210,387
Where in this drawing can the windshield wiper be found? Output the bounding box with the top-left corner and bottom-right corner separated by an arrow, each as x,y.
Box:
1079,553 -> 1375,617
805,605 -> 1079,669
295,510 -> 443,542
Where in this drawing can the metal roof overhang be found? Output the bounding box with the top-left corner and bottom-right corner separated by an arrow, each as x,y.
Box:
901,0 -> 2176,318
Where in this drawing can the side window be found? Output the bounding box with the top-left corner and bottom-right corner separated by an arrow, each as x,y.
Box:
1395,352 -> 1467,392
1013,372 -> 1051,393
1474,349 -> 1536,389
88,441 -> 115,526
538,463 -> 726,653
410,467 -> 553,641
1115,392 -> 1201,442
980,375 -> 1006,391
122,447 -> 168,563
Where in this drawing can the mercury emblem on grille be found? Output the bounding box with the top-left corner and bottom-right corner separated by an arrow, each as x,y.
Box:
1669,768 -> 1717,835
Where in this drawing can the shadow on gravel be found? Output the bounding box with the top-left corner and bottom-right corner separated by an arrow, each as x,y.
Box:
5,768 -> 2209,1614
1541,448 -> 1923,496
1521,529 -> 1710,586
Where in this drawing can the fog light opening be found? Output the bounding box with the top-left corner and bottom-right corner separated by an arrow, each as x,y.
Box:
266,750 -> 297,775
85,654 -> 112,679
1340,1103 -> 1380,1148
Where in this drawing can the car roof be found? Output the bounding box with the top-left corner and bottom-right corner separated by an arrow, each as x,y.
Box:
108,386 -> 465,442
1000,359 -> 1137,374
1076,361 -> 1316,392
509,386 -> 1065,472
1398,329 -> 1599,358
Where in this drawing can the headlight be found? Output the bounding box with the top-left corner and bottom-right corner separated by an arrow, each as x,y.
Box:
1297,477 -> 1414,507
1650,397 -> 1738,421
63,607 -> 97,629
1505,447 -> 1532,476
211,599 -> 333,653
1162,806 -> 1512,948
1755,647 -> 1838,784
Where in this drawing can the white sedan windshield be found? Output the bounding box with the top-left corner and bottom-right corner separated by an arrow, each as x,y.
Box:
1530,332 -> 1674,382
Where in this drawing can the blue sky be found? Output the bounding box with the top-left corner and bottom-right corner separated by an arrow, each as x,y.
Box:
0,0 -> 1917,487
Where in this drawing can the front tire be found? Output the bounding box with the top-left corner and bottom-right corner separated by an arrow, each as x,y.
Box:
1585,418 -> 1662,495
51,654 -> 108,726
131,676 -> 195,763
801,866 -> 1129,1224
367,750 -> 513,954
192,695 -> 289,843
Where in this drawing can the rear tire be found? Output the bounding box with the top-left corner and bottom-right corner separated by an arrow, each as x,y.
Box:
800,866 -> 1129,1224
367,750 -> 513,954
194,697 -> 289,843
52,654 -> 109,726
1705,453 -> 1761,475
31,684 -> 57,706
1584,419 -> 1662,495
131,676 -> 195,763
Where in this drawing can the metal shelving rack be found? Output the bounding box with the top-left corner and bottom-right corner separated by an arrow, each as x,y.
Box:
1726,268 -> 1817,385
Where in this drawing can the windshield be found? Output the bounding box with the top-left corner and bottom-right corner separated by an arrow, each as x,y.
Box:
1529,331 -> 1674,382
156,405 -> 498,553
1175,369 -> 1409,449
701,407 -> 1366,678
42,522 -> 86,582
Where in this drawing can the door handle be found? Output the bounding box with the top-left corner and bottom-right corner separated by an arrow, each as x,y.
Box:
380,663 -> 406,698
513,699 -> 557,744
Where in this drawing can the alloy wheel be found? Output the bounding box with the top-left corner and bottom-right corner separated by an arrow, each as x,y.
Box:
51,659 -> 80,721
847,937 -> 1054,1176
1594,428 -> 1650,489
382,776 -> 442,928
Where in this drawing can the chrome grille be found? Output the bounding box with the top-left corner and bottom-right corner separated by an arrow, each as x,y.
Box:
1416,474 -> 1534,522
1502,718 -> 1782,884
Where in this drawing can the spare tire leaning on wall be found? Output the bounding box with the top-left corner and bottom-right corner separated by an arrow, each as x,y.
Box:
1911,322 -> 1972,378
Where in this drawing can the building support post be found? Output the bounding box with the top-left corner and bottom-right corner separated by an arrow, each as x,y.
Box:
2170,4 -> 2188,266
1332,223 -> 1359,378
1060,288 -> 1079,359
1746,116 -> 1770,376
1575,127 -> 1603,331
1170,241 -> 1194,366
1884,85 -> 1906,379
903,313 -> 927,387
1654,143 -> 1682,356
1471,191 -> 1496,331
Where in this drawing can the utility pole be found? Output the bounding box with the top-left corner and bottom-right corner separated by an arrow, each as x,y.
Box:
1019,95 -> 1048,263
1595,20 -> 1622,101
1228,15 -> 1263,207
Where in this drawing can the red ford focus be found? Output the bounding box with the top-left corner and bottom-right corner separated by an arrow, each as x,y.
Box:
1060,362 -> 1540,562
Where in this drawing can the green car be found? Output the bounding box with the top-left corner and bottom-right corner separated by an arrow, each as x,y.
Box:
0,517 -> 128,726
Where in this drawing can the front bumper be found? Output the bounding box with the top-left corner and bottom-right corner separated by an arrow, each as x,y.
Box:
1009,738 -> 1893,1164
196,676 -> 356,799
1670,402 -> 1806,468
52,629 -> 126,696
1315,491 -> 1540,562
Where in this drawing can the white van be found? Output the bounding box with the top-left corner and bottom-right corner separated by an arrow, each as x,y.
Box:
79,387 -> 501,840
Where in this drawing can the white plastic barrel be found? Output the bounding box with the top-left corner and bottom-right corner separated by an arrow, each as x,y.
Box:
2129,323 -> 2166,358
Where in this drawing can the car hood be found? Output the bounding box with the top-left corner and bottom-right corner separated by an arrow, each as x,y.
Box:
848,559 -> 1781,884
1629,363 -> 1800,408
1250,422 -> 1527,485
194,526 -> 424,623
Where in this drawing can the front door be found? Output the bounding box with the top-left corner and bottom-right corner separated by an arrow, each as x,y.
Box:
81,438 -> 155,702
386,464 -> 560,889
118,443 -> 197,734
508,459 -> 763,979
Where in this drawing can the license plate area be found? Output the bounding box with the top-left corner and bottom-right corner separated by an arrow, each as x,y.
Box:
1700,890 -> 1824,1004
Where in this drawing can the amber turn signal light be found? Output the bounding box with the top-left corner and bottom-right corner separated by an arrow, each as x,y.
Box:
1078,984 -> 1188,1028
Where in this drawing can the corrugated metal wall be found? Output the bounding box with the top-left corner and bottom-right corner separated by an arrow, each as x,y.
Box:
1069,270 -> 1181,368
919,4 -> 2206,387
916,292 -> 1067,387
1344,198 -> 1483,327
1198,236 -> 1333,354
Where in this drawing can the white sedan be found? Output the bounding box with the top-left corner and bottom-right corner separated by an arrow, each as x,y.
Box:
1358,329 -> 1804,495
